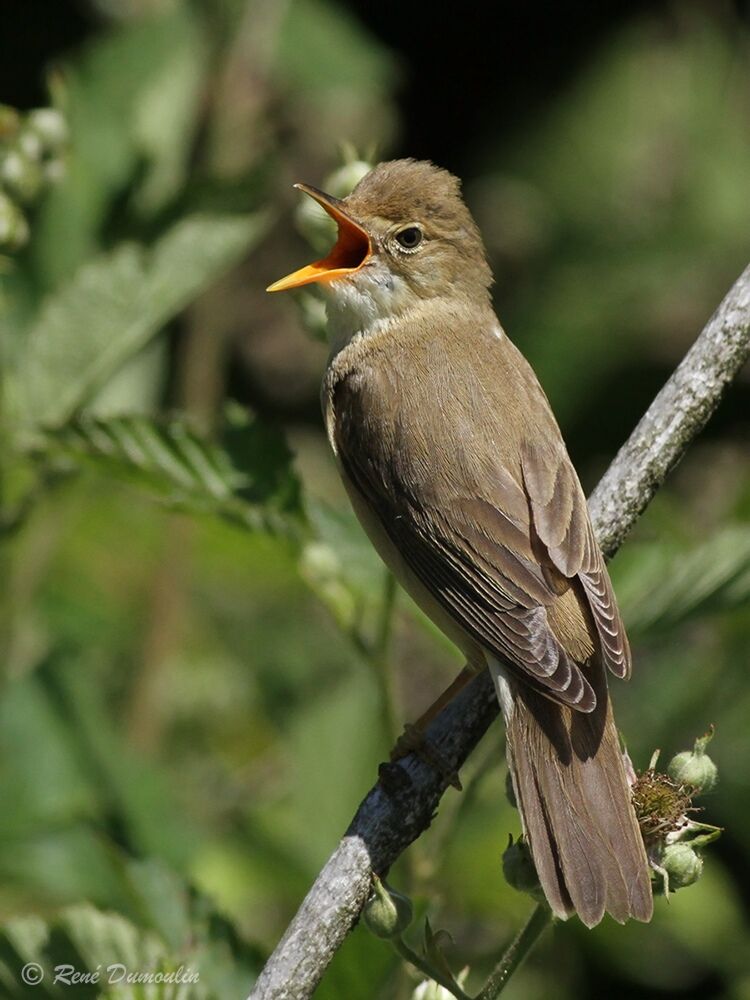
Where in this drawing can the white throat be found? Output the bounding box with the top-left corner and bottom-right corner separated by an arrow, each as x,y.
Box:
324,258 -> 413,358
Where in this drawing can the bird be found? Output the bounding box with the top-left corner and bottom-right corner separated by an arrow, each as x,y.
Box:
267,158 -> 653,927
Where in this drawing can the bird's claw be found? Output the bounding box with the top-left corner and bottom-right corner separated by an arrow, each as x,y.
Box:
390,722 -> 462,791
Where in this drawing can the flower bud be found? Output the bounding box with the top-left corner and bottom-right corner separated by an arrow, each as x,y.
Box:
300,541 -> 340,580
26,108 -> 68,151
1,148 -> 44,204
324,159 -> 373,200
668,751 -> 717,795
0,190 -> 29,250
18,129 -> 43,163
363,875 -> 413,939
667,729 -> 718,795
502,836 -> 542,899
659,843 -> 703,891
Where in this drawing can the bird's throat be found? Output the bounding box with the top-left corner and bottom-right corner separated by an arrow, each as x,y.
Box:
324,263 -> 414,358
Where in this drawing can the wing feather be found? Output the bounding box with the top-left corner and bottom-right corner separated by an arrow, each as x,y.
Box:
340,436 -> 596,709
521,441 -> 631,679
330,328 -> 631,704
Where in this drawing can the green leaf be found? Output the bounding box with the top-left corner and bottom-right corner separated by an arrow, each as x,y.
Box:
14,213 -> 266,430
0,868 -> 263,1000
130,13 -> 210,215
39,413 -> 299,536
223,402 -> 302,514
618,525 -> 750,635
278,0 -> 398,95
30,5 -> 211,285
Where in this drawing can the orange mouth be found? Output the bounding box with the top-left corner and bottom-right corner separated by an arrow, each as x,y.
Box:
266,184 -> 372,292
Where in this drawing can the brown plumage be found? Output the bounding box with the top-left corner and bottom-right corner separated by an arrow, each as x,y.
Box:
269,158 -> 653,927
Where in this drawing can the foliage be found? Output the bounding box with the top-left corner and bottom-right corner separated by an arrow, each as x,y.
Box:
0,3 -> 748,1000
0,859 -> 261,998
12,214 -> 265,429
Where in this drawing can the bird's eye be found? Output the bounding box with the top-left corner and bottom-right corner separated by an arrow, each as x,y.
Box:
394,226 -> 423,251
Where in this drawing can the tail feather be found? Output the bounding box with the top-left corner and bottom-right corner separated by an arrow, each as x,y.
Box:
490,658 -> 653,927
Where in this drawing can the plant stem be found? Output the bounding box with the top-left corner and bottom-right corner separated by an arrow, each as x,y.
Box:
393,938 -> 470,1000
476,904 -> 551,1000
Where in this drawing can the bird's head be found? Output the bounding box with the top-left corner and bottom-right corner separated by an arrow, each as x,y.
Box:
267,159 -> 493,327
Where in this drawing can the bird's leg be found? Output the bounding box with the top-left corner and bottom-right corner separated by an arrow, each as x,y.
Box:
389,665 -> 476,790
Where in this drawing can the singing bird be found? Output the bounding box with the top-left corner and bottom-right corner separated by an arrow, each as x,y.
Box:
268,159 -> 652,926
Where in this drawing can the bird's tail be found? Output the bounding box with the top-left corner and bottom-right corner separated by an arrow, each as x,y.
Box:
489,659 -> 653,926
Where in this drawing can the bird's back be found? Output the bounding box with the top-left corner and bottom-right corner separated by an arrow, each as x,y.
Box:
324,301 -> 610,694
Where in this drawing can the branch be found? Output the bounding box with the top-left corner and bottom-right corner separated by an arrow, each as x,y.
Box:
249,263 -> 750,1000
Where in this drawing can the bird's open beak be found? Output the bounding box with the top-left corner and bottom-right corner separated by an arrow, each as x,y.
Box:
266,184 -> 372,292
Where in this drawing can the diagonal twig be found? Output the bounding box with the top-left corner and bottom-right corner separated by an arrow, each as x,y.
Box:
249,263 -> 750,1000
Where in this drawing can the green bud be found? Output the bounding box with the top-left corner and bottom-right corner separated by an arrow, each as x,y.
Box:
502,835 -> 542,899
0,190 -> 29,250
26,108 -> 68,151
363,875 -> 413,939
323,159 -> 373,200
300,541 -> 340,580
668,751 -> 717,794
659,843 -> 703,891
18,129 -> 43,163
1,148 -> 44,204
667,728 -> 718,794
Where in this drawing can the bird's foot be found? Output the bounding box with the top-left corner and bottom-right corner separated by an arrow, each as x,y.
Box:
390,722 -> 462,791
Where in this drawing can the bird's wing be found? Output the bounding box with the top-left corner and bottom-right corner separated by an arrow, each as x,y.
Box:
520,438 -> 631,679
333,358 -> 630,710
338,425 -> 599,710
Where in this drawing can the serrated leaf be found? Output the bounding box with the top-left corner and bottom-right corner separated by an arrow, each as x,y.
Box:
49,415 -> 242,502
0,905 -> 191,1000
223,404 -> 302,513
0,847 -> 263,997
0,872 -> 261,1000
15,213 -> 265,429
41,413 -> 299,538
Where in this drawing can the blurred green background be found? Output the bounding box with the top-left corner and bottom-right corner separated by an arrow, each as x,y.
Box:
0,1 -> 749,998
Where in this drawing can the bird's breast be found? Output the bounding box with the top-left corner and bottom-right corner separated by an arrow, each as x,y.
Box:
325,363 -> 396,476
321,324 -> 526,501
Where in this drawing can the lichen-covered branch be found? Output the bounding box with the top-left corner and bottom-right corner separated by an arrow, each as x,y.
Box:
249,263 -> 750,1000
